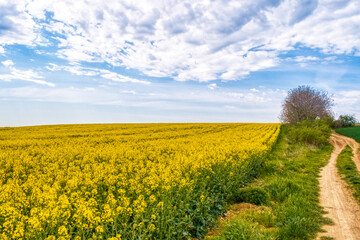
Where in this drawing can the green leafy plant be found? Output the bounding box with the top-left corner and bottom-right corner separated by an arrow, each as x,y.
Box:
213,219 -> 276,240
232,186 -> 270,206
286,119 -> 331,146
334,114 -> 357,128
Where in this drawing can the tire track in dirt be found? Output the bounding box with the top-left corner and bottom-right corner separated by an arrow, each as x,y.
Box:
332,132 -> 360,172
318,133 -> 360,240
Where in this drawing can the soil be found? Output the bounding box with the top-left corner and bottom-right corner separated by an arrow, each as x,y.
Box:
318,133 -> 360,239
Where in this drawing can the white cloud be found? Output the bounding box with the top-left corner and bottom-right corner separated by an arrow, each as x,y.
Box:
0,71 -> 55,87
1,60 -> 14,67
290,55 -> 321,67
0,84 -> 285,109
100,70 -> 151,85
0,84 -> 288,123
0,46 -> 4,54
334,90 -> 360,120
294,56 -> 320,62
1,0 -> 360,81
122,90 -> 137,95
288,55 -> 343,67
322,56 -> 343,64
0,61 -> 55,87
0,87 -> 106,103
46,63 -> 99,76
208,83 -> 218,90
223,88 -> 287,104
46,63 -> 151,85
0,1 -> 41,46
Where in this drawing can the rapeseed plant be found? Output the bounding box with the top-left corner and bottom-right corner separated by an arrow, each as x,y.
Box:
0,123 -> 280,239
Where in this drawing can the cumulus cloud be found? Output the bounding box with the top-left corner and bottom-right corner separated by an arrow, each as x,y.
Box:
0,1 -> 42,46
0,46 -> 5,54
1,0 -> 359,82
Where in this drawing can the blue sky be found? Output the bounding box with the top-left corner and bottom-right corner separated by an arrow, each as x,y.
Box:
0,0 -> 359,126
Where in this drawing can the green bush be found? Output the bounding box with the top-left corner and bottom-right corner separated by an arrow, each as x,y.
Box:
335,114 -> 357,128
232,186 -> 270,206
287,119 -> 331,146
321,115 -> 336,129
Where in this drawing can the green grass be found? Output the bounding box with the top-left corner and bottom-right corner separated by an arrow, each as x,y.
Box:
210,125 -> 334,240
212,219 -> 277,240
336,145 -> 360,202
335,126 -> 360,143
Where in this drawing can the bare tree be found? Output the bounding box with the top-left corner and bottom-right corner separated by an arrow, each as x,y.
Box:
280,85 -> 333,124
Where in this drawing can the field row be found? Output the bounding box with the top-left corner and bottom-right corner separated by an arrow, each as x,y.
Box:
0,123 -> 281,239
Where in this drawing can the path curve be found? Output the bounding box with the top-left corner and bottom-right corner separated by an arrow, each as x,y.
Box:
318,133 -> 360,239
332,132 -> 360,171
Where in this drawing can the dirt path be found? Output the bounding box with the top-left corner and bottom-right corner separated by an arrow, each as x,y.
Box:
318,133 -> 360,239
332,132 -> 360,171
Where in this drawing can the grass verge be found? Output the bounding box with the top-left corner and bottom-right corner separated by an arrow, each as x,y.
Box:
336,145 -> 360,202
335,126 -> 360,143
208,126 -> 333,240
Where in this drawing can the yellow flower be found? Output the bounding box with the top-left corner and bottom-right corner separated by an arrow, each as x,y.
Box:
149,224 -> 156,232
157,202 -> 164,209
58,225 -> 68,236
96,226 -> 104,234
0,123 -> 280,238
149,195 -> 156,203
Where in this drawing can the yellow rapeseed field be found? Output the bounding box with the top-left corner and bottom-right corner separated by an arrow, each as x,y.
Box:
0,123 -> 281,239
